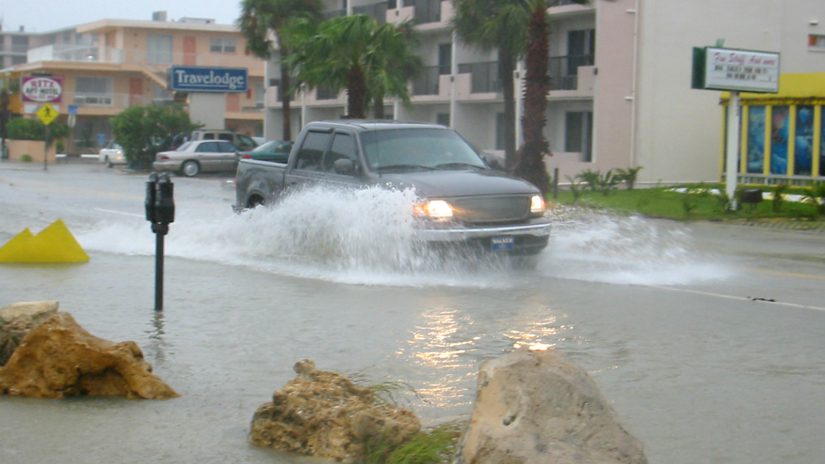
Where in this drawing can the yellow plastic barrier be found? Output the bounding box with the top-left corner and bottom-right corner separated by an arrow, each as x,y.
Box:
0,219 -> 89,263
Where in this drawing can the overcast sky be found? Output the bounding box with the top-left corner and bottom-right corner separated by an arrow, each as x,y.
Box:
0,0 -> 244,32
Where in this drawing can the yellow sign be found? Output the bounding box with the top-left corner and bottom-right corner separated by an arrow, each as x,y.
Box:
36,103 -> 59,125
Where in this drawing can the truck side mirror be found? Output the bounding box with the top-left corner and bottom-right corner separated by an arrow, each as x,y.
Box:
333,158 -> 355,176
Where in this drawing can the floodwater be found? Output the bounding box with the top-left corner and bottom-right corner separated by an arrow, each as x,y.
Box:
1,163 -> 824,463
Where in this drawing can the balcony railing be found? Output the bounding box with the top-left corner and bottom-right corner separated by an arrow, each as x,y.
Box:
353,2 -> 389,24
411,0 -> 443,24
458,61 -> 500,93
316,84 -> 339,100
322,9 -> 347,20
412,66 -> 440,96
549,54 -> 593,90
547,0 -> 584,7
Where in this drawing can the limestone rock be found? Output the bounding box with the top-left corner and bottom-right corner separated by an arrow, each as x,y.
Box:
0,312 -> 178,399
0,300 -> 60,366
250,359 -> 421,462
459,349 -> 647,464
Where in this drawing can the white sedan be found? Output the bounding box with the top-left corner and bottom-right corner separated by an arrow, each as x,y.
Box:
153,140 -> 239,177
98,142 -> 126,167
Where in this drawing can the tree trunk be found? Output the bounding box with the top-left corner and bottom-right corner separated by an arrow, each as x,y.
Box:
373,94 -> 385,119
514,5 -> 552,194
346,66 -> 368,119
277,38 -> 293,141
499,50 -> 517,171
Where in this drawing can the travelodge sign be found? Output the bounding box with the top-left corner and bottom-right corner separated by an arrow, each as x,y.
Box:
21,75 -> 63,103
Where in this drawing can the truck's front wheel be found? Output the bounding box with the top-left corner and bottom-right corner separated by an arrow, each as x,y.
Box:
246,195 -> 264,209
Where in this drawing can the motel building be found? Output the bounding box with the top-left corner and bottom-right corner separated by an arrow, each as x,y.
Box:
263,0 -> 825,185
5,13 -> 265,155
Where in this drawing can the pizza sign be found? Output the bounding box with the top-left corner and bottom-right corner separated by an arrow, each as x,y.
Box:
21,76 -> 63,103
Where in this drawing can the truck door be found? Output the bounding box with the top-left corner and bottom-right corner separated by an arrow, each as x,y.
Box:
319,132 -> 363,190
287,130 -> 332,190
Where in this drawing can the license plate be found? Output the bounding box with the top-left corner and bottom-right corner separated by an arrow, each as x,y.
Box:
490,236 -> 515,252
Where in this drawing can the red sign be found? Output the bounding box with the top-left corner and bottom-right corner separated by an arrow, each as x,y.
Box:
21,76 -> 63,103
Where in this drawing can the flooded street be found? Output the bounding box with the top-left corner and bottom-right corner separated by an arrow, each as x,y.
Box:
1,163 -> 824,463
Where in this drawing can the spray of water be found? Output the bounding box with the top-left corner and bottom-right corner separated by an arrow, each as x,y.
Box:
77,188 -> 730,287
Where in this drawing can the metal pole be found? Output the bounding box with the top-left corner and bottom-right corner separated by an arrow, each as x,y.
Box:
552,167 -> 559,199
725,91 -> 740,210
43,124 -> 49,171
155,229 -> 164,311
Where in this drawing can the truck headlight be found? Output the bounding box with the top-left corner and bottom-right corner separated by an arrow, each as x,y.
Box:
415,199 -> 454,220
530,195 -> 546,214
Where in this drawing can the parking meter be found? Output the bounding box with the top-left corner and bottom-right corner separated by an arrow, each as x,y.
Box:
145,172 -> 175,311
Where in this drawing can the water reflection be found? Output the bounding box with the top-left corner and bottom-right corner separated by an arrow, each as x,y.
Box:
144,311 -> 167,365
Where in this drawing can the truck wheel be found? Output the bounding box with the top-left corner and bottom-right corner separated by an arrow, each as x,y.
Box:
247,196 -> 264,209
182,160 -> 200,177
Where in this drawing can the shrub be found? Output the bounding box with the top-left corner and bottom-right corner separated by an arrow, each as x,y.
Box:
802,183 -> 825,216
772,184 -> 788,212
20,154 -> 32,162
615,166 -> 643,190
6,117 -> 69,144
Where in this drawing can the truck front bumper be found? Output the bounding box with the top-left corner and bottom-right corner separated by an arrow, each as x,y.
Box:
415,220 -> 551,255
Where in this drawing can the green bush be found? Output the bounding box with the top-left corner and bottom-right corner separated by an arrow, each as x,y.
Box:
6,117 -> 70,145
112,104 -> 195,169
20,154 -> 32,162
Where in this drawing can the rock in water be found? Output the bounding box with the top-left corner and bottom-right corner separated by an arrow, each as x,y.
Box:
459,349 -> 647,464
0,300 -> 60,366
250,359 -> 421,462
0,312 -> 178,399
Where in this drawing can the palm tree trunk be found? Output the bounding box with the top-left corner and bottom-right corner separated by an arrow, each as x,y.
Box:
277,37 -> 293,141
514,4 -> 551,194
499,50 -> 517,170
373,94 -> 385,119
347,66 -> 368,119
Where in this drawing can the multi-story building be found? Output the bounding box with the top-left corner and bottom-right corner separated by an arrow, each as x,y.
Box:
263,0 -> 825,185
0,25 -> 33,69
9,13 -> 265,154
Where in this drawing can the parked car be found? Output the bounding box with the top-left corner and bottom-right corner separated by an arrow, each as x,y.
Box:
98,142 -> 126,167
187,129 -> 258,151
239,140 -> 294,163
153,140 -> 239,177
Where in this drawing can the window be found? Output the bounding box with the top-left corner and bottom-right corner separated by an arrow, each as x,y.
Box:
216,141 -> 237,152
11,55 -> 26,65
210,37 -> 236,53
196,142 -> 218,153
746,106 -> 766,173
794,106 -> 814,176
808,34 -> 825,50
565,111 -> 593,161
567,29 -> 595,77
75,76 -> 113,105
147,34 -> 173,64
295,131 -> 331,170
323,133 -> 357,173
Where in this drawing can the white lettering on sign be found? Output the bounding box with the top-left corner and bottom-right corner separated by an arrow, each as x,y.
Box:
21,77 -> 63,103
705,48 -> 780,93
173,70 -> 246,90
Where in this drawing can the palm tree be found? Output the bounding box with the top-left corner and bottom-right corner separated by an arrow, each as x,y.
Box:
514,0 -> 552,193
288,15 -> 421,119
453,0 -> 532,170
238,0 -> 322,141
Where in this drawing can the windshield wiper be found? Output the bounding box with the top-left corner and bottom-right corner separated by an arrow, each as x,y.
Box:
433,162 -> 485,170
376,164 -> 435,172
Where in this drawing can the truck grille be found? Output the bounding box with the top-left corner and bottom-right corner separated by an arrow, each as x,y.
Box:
451,195 -> 531,223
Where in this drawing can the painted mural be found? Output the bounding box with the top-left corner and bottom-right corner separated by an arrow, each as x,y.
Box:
794,106 -> 813,176
747,106 -> 765,173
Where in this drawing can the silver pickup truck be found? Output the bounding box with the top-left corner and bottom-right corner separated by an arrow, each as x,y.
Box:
234,120 -> 551,256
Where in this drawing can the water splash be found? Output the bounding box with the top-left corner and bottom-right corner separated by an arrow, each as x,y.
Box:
540,209 -> 731,285
77,188 -> 730,287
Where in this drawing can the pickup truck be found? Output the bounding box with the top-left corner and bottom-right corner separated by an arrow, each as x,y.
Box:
234,120 -> 551,256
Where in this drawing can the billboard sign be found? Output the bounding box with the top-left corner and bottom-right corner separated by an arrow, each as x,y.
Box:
692,47 -> 780,93
21,75 -> 63,103
168,66 -> 248,93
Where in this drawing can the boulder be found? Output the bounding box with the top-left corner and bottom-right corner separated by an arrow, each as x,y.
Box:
250,359 -> 421,463
459,349 -> 647,464
0,300 -> 60,366
0,312 -> 178,399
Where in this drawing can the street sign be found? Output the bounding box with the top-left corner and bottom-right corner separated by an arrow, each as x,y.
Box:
168,66 -> 248,93
36,103 -> 59,125
68,104 -> 78,115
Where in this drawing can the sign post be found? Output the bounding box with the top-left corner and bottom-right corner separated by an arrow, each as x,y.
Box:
36,102 -> 59,171
692,46 -> 780,210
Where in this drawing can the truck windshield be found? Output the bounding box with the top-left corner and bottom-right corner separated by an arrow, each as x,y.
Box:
361,128 -> 486,173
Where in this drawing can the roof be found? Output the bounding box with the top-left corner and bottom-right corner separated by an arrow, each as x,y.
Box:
77,19 -> 238,34
305,120 -> 446,132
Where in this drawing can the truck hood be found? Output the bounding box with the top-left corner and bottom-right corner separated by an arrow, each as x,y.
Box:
378,169 -> 539,198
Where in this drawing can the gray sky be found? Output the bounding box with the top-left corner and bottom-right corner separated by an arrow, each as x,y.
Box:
0,0 -> 243,32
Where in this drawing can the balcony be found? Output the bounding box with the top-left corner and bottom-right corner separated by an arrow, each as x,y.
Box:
457,61 -> 500,94
353,2 -> 389,24
28,44 -> 123,63
412,66 -> 440,96
549,54 -> 594,90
